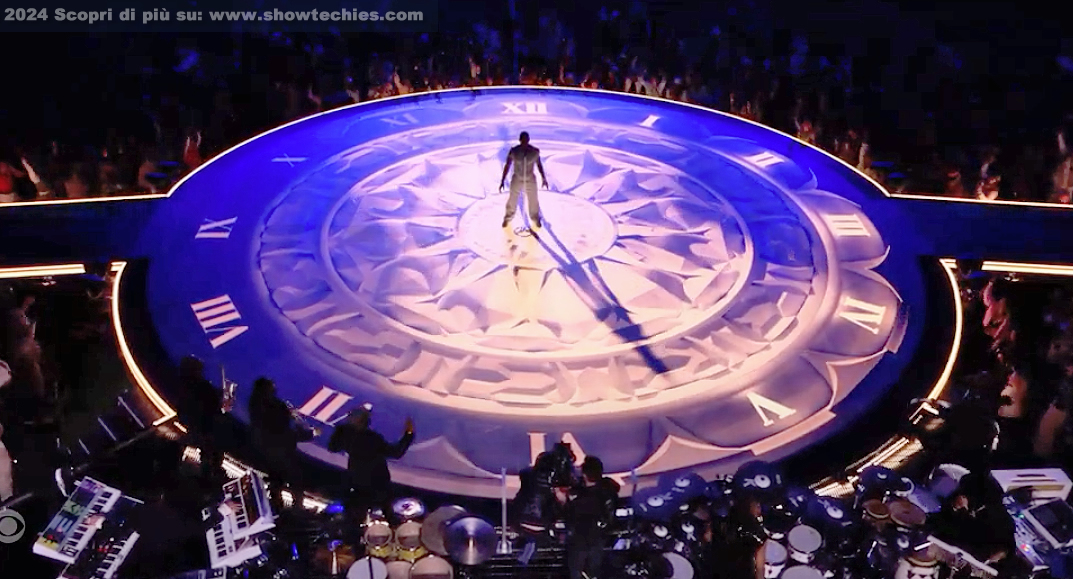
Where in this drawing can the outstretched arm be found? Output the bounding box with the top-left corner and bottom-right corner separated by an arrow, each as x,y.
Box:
385,419 -> 415,459
537,156 -> 548,188
500,154 -> 512,189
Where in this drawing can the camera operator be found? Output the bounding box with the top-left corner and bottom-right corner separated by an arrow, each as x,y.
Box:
554,456 -> 620,579
513,442 -> 575,574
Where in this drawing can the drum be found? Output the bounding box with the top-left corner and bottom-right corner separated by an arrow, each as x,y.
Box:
734,461 -> 785,497
662,552 -> 694,579
365,521 -> 394,547
365,521 -> 396,559
386,560 -> 412,579
894,550 -> 940,579
887,500 -> 926,533
862,499 -> 889,529
763,540 -> 787,578
892,476 -> 914,498
763,506 -> 796,540
369,542 -> 397,560
643,523 -> 673,552
397,521 -> 423,550
781,566 -> 824,579
672,517 -> 703,559
409,553 -> 453,579
787,525 -> 823,564
347,557 -> 388,579
397,544 -> 428,563
392,498 -> 426,522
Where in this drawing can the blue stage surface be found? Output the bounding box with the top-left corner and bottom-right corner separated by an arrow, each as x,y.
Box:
3,87 -> 1072,498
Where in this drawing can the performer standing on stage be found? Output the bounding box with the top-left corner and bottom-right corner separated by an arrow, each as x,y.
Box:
247,377 -> 312,512
557,456 -> 620,579
177,356 -> 225,487
328,405 -> 414,528
500,131 -> 549,229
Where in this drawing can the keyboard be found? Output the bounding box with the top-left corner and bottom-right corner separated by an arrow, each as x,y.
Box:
223,472 -> 273,540
927,535 -> 999,577
206,521 -> 263,569
206,471 -> 275,568
53,494 -> 143,579
35,478 -> 123,564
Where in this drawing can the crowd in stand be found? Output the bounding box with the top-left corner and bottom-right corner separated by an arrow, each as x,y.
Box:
0,276 -> 114,504
1,6 -> 1072,205
958,270 -> 1073,475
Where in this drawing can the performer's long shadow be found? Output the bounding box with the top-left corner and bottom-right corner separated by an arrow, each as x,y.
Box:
527,221 -> 670,375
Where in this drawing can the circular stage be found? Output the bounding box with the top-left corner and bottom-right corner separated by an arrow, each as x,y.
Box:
132,87 -> 929,497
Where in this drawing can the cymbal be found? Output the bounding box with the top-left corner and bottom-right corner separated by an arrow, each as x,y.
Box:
393,497 -> 426,521
421,505 -> 467,557
444,515 -> 496,566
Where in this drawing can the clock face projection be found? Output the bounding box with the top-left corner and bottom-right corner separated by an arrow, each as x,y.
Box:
138,88 -> 926,497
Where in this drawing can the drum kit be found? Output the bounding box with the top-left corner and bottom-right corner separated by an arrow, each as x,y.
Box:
336,498 -> 497,579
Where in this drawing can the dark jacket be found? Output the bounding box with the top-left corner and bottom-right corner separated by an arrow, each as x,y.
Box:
566,477 -> 620,541
249,394 -> 296,447
328,424 -> 413,491
181,376 -> 222,438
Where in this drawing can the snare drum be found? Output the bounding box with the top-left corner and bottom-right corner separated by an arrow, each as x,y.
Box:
763,540 -> 787,578
787,525 -> 823,564
410,553 -> 453,579
662,552 -> 694,579
894,550 -> 939,579
781,566 -> 824,579
385,560 -> 411,579
347,557 -> 388,579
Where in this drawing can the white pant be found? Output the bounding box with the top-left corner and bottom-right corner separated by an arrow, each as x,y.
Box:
505,179 -> 540,221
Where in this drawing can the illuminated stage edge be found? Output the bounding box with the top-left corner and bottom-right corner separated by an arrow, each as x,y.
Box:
0,257 -> 962,508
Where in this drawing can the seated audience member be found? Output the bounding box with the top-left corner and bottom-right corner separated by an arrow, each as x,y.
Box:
136,149 -> 160,193
1036,331 -> 1073,459
182,131 -> 203,170
21,157 -> 50,198
0,422 -> 11,501
98,151 -> 123,195
0,160 -> 26,203
944,168 -> 968,198
62,164 -> 92,199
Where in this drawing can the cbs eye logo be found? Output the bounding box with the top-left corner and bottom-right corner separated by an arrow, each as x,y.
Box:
0,508 -> 26,544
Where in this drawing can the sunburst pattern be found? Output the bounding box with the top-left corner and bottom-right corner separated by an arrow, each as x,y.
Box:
326,143 -> 748,351
257,124 -> 826,415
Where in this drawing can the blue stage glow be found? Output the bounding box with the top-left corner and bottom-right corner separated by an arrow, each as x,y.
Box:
139,88 -> 927,497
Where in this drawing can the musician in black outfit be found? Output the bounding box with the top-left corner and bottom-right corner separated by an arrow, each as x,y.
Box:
247,377 -> 311,512
558,456 -> 619,579
177,356 -> 224,487
328,405 -> 413,530
710,497 -> 765,579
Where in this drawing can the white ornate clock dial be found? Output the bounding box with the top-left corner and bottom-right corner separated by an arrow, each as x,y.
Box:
141,88 -> 921,497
